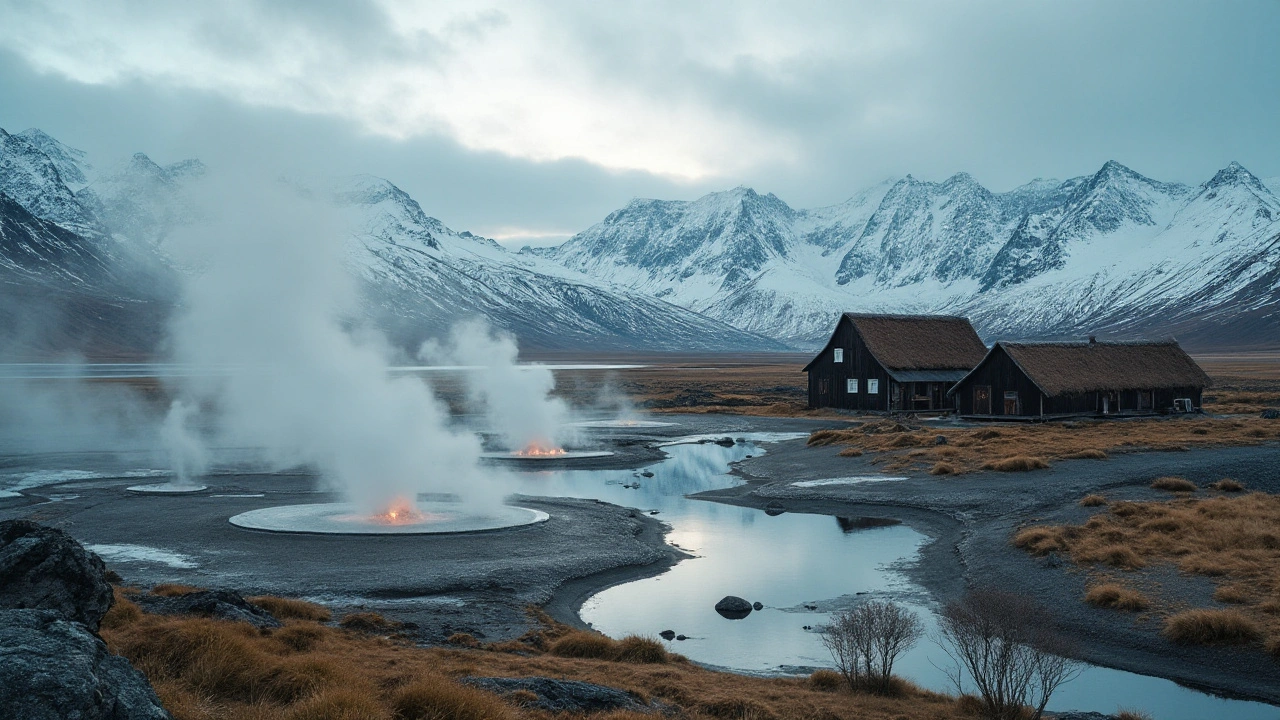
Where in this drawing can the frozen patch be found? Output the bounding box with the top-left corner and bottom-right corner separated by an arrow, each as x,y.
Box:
792,476 -> 908,488
87,544 -> 198,569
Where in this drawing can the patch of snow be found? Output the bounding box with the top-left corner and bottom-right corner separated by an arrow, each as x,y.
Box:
87,544 -> 198,569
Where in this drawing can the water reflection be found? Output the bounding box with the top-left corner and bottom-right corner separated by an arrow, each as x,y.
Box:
503,437 -> 1280,720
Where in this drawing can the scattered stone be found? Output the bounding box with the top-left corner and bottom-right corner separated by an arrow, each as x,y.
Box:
752,601 -> 764,611
715,595 -> 752,619
648,510 -> 660,515
464,677 -> 659,714
640,471 -> 655,478
764,502 -> 786,517
934,434 -> 948,445
676,634 -> 687,641
0,519 -> 113,630
659,629 -> 676,640
135,589 -> 281,629
1262,409 -> 1280,420
714,437 -> 736,447
0,609 -> 171,719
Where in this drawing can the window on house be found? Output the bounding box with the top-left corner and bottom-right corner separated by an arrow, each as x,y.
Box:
833,348 -> 844,363
868,379 -> 879,394
846,378 -> 858,394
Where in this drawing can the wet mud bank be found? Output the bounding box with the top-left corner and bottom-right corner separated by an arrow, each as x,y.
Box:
709,438 -> 1280,704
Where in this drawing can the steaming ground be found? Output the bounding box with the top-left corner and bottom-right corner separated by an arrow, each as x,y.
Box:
0,413 -> 829,641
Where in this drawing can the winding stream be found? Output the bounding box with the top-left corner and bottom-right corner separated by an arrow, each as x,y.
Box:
497,435 -> 1279,720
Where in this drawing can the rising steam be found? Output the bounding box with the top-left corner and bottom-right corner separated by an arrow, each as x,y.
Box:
159,399 -> 208,486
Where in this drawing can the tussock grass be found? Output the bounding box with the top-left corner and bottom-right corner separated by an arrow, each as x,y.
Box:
1213,478 -> 1245,492
1080,494 -> 1107,507
447,633 -> 480,648
928,462 -> 956,476
837,447 -> 863,457
101,598 -> 960,720
247,596 -> 331,622
151,583 -> 203,597
1017,492 -> 1280,653
1163,609 -> 1261,645
549,630 -> 670,664
981,456 -> 1049,472
338,612 -> 400,633
1085,583 -> 1148,611
1066,449 -> 1109,460
102,588 -> 143,630
1151,476 -> 1197,493
807,669 -> 842,691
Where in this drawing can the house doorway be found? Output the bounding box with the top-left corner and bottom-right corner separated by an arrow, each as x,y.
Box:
974,386 -> 992,414
1003,391 -> 1020,415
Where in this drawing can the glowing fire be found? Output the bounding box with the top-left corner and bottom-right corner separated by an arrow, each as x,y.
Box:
370,498 -> 426,525
513,441 -> 568,457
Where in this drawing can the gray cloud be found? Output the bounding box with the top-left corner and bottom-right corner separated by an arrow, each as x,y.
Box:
0,1 -> 1277,246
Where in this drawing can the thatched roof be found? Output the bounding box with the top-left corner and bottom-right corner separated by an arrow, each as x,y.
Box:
987,340 -> 1210,396
803,313 -> 988,373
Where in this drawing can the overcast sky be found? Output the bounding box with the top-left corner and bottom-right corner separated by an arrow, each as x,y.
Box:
1,0 -> 1277,247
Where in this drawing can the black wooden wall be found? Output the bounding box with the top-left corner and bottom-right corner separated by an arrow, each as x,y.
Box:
806,317 -> 893,411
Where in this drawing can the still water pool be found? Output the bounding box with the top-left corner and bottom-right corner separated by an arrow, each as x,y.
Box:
498,435 -> 1280,720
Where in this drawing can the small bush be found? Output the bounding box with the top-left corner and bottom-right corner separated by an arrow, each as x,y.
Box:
614,635 -> 669,663
1079,494 -> 1107,507
1151,476 -> 1197,493
929,462 -> 956,476
1085,584 -> 1148,611
1214,585 -> 1250,604
983,456 -> 1049,472
1067,449 -> 1108,460
1212,478 -> 1245,492
548,630 -> 617,660
1163,609 -> 1260,645
338,612 -> 399,634
808,669 -> 843,691
151,583 -> 202,597
392,675 -> 515,720
248,596 -> 331,622
447,633 -> 480,648
837,447 -> 863,457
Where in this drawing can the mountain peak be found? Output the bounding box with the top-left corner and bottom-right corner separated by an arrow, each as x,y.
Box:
1205,161 -> 1267,194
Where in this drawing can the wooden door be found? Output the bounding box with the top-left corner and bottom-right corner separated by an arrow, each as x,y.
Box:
1003,391 -> 1020,415
818,378 -> 830,403
974,386 -> 991,414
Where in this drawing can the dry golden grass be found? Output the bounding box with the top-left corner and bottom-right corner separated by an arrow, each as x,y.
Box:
1150,476 -> 1197,493
1015,492 -> 1280,651
1085,583 -> 1149,611
100,601 -> 964,720
1163,609 -> 1261,645
1080,494 -> 1107,507
810,415 -> 1279,476
982,456 -> 1049,472
807,670 -> 843,692
928,462 -> 956,476
151,583 -> 203,597
1213,478 -> 1246,492
547,630 -> 670,664
337,612 -> 401,633
247,596 -> 331,622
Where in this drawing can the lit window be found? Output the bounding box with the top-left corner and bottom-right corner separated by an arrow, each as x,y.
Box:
833,348 -> 844,363
846,378 -> 858,393
868,379 -> 879,394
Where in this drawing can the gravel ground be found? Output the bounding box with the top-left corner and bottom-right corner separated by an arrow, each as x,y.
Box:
699,434 -> 1280,704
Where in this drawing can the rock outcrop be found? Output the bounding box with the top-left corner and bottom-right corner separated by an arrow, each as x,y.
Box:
135,589 -> 282,629
464,677 -> 661,714
0,519 -> 113,630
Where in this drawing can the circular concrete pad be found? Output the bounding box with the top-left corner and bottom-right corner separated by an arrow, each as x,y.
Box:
571,420 -> 677,429
127,483 -> 208,494
228,501 -> 549,535
480,450 -> 614,460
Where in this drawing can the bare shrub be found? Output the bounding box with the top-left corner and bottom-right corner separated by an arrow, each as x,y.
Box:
1084,584 -> 1148,611
1163,609 -> 1260,645
936,589 -> 1082,720
1151,476 -> 1197,493
819,600 -> 924,695
1079,494 -> 1107,507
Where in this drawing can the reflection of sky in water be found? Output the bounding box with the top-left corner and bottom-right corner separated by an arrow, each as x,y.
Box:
503,438 -> 1280,720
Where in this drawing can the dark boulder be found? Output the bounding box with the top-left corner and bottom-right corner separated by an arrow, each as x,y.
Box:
464,677 -> 659,713
675,634 -> 688,641
0,609 -> 171,720
764,502 -> 786,517
752,601 -> 763,611
1262,409 -> 1280,420
136,589 -> 281,629
659,629 -> 676,640
934,434 -> 948,445
640,471 -> 655,478
715,595 -> 752,619
0,519 -> 113,630
714,437 -> 736,447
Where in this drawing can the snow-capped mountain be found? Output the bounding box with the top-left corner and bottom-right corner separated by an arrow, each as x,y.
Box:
0,127 -> 779,357
546,162 -> 1280,349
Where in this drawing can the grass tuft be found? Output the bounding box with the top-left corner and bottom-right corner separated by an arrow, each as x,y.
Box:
1163,609 -> 1261,645
1079,494 -> 1107,507
1214,585 -> 1251,605
836,447 -> 863,457
247,596 -> 331,622
1151,476 -> 1197,493
548,630 -> 617,660
151,583 -> 203,597
982,456 -> 1049,472
1212,478 -> 1245,492
337,613 -> 399,634
613,635 -> 669,663
1066,449 -> 1109,460
807,669 -> 843,692
929,462 -> 957,476
1085,583 -> 1148,611
446,633 -> 480,648
391,675 -> 515,720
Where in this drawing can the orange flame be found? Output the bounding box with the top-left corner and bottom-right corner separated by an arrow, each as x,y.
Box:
513,441 -> 567,457
370,497 -> 426,525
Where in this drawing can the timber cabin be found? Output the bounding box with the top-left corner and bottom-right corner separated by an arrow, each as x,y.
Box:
803,314 -> 988,413
949,339 -> 1210,419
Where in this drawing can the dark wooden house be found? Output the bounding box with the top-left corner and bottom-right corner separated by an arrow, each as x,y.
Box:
949,339 -> 1210,419
803,314 -> 988,412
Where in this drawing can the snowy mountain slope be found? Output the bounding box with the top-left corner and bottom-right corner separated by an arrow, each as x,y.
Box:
0,127 -> 780,355
546,161 -> 1280,349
